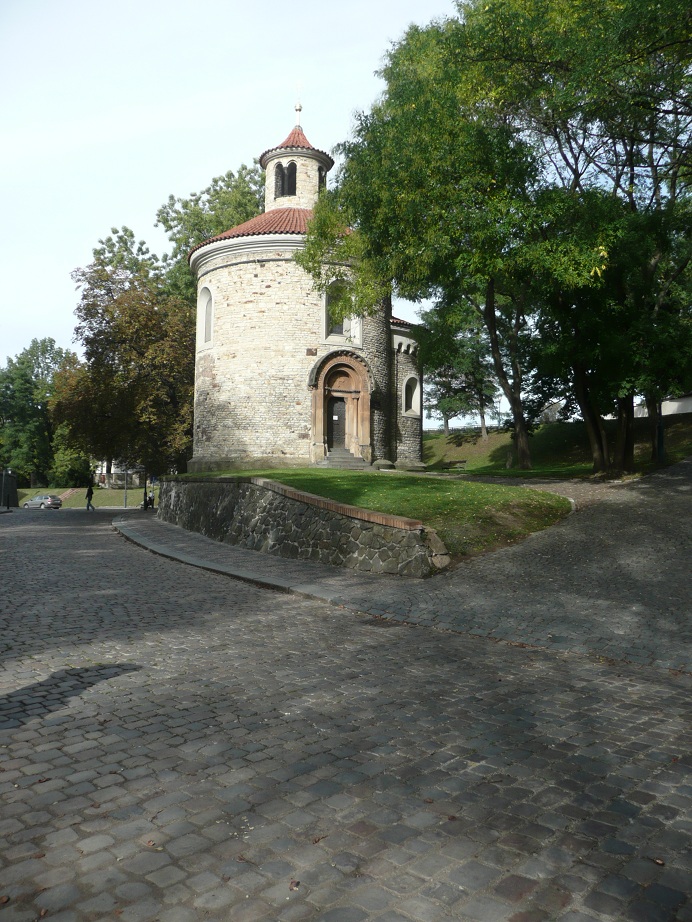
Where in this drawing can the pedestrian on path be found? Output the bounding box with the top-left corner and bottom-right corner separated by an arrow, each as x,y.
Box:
85,484 -> 95,512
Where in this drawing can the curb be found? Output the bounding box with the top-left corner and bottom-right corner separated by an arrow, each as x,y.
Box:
112,517 -> 339,605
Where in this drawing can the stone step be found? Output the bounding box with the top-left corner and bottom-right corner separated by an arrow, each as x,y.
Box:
316,449 -> 370,470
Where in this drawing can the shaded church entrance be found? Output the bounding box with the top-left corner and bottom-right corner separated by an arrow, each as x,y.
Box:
327,397 -> 346,449
309,352 -> 373,463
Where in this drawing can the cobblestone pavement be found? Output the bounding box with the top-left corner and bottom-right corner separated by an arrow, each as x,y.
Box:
1,464 -> 690,921
115,460 -> 692,675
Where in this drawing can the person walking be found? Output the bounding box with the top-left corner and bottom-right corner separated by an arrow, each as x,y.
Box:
85,484 -> 95,512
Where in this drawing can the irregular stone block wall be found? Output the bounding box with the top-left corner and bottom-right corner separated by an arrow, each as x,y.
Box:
158,478 -> 450,578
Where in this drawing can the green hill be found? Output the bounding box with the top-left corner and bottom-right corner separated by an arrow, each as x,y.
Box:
423,413 -> 692,477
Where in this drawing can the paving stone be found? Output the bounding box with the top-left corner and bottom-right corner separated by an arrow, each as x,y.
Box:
116,897 -> 163,922
456,893 -> 516,921
320,909 -> 368,922
494,873 -> 540,903
1,485 -> 691,922
156,908 -> 198,922
34,883 -> 83,911
448,859 -> 502,892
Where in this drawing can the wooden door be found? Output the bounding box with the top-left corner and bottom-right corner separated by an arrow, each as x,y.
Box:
327,397 -> 346,449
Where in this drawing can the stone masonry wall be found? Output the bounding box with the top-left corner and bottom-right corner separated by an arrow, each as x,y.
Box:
193,242 -> 343,467
264,156 -> 324,212
191,239 -> 398,471
396,348 -> 423,464
361,310 -> 392,461
158,478 -> 450,578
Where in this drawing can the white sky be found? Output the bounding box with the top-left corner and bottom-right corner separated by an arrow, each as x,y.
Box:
0,0 -> 455,366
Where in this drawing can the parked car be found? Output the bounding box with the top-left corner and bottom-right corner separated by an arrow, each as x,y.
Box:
23,494 -> 62,510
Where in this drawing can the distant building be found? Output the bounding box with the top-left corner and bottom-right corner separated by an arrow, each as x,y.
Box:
187,110 -> 423,472
634,395 -> 692,418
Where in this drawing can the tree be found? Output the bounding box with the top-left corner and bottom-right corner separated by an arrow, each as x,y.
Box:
156,163 -> 264,304
55,164 -> 265,477
49,423 -> 93,486
420,304 -> 498,437
301,1 -> 692,471
0,339 -> 80,485
54,241 -> 195,475
456,0 -> 692,469
301,25 -> 559,468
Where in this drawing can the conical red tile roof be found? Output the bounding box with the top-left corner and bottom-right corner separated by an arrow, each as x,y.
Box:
189,208 -> 312,258
260,126 -> 333,168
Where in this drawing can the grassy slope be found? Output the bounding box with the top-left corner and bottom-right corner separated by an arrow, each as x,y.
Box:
423,413 -> 692,476
182,414 -> 691,559
191,469 -> 571,560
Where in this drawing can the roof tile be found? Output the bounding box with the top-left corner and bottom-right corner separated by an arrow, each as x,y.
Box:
189,208 -> 312,257
259,125 -> 333,168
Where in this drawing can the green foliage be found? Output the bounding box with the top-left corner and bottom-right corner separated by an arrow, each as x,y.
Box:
48,423 -> 92,486
56,162 -> 264,475
0,338 -> 77,484
57,229 -> 195,473
54,282 -> 195,475
300,0 -> 691,473
294,191 -> 390,321
455,0 -> 692,469
420,304 -> 499,430
156,163 -> 264,304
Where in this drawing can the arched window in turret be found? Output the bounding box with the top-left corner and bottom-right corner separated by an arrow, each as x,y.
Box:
318,166 -> 327,191
199,287 -> 213,344
274,163 -> 285,198
286,161 -> 297,195
404,376 -> 421,416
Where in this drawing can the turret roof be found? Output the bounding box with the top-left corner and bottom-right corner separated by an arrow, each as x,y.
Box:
188,207 -> 312,258
259,125 -> 334,169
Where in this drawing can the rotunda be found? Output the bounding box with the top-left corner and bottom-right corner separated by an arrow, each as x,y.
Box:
187,112 -> 422,472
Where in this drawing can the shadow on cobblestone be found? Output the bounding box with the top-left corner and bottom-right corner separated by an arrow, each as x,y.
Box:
0,664 -> 141,728
0,484 -> 690,921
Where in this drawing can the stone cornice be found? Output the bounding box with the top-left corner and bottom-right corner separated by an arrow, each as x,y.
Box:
190,233 -> 306,276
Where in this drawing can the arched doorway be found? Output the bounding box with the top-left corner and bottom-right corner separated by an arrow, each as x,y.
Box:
309,352 -> 373,463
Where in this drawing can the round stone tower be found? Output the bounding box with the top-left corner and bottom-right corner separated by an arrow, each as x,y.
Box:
187,111 -> 422,472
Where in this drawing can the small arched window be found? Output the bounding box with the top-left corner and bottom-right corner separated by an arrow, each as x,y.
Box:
286,161 -> 297,195
318,166 -> 327,191
274,163 -> 285,198
404,376 -> 420,415
201,288 -> 213,343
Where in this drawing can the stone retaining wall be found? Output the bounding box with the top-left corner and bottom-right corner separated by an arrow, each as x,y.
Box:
158,478 -> 450,578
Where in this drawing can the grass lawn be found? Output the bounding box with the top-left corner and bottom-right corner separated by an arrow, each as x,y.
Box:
187,469 -> 571,559
423,413 -> 692,477
18,486 -> 159,510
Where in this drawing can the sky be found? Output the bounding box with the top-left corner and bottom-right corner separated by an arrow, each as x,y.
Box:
0,0 -> 456,366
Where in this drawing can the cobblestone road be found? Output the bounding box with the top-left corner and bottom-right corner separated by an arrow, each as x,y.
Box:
1,466 -> 691,921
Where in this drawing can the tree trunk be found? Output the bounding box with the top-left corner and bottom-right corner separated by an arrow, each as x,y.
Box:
573,364 -> 609,472
645,394 -> 665,462
482,277 -> 531,469
511,401 -> 532,469
443,415 -> 450,437
613,394 -> 635,472
479,404 -> 488,440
